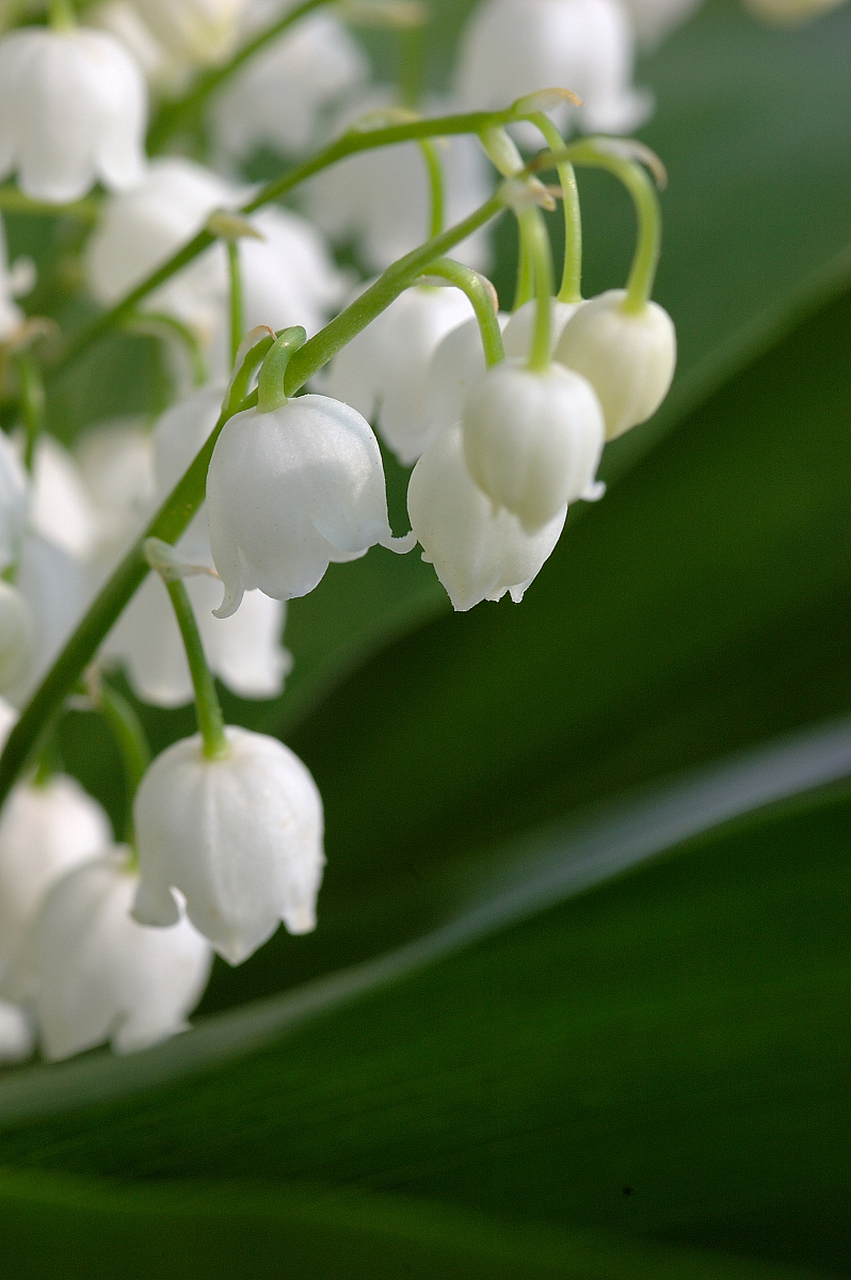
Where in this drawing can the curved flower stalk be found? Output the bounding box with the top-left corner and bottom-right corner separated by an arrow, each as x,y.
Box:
12,847 -> 212,1059
0,25 -> 147,203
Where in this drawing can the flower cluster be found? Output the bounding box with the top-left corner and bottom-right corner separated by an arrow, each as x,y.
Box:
0,0 -> 839,1064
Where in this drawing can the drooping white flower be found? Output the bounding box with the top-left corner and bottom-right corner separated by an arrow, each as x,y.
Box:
422,312 -> 510,446
462,358 -> 605,532
0,26 -> 147,203
133,726 -> 324,964
14,847 -> 212,1060
0,215 -> 30,342
502,296 -> 579,360
210,11 -> 368,161
85,157 -> 345,376
4,532 -> 88,708
408,423 -> 566,611
0,998 -> 34,1063
128,0 -> 246,64
553,288 -> 676,440
30,434 -> 101,561
0,428 -> 28,574
87,1 -> 192,93
455,0 -> 651,138
207,393 -> 397,615
301,90 -> 494,273
0,773 -> 112,985
321,284 -> 475,465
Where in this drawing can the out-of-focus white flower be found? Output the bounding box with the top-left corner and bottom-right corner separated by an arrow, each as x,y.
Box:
4,532 -> 88,708
455,0 -> 651,138
87,1 -> 192,95
0,773 -> 112,985
0,215 -> 27,341
128,0 -> 246,64
211,11 -> 368,161
30,434 -> 101,560
422,312 -> 510,445
408,423 -> 566,611
133,726 -> 324,964
617,0 -> 703,49
502,296 -> 579,360
321,284 -> 475,465
741,0 -> 845,22
553,288 -> 676,439
462,358 -> 605,532
207,393 -> 398,614
85,157 -> 345,377
301,90 -> 494,272
0,998 -> 33,1062
0,26 -> 147,203
14,847 -> 212,1059
0,580 -> 33,695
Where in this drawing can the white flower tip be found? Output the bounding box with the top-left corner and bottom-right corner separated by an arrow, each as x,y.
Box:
581,479 -> 606,502
213,583 -> 244,620
131,880 -> 181,927
285,904 -> 317,935
381,530 -> 418,555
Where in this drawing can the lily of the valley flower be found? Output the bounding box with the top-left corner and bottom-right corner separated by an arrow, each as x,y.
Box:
128,0 -> 246,64
132,726 -> 324,964
501,296 -> 580,360
15,848 -> 212,1060
421,312 -> 510,449
553,288 -> 677,440
207,393 -> 399,614
0,26 -> 147,203
0,998 -> 33,1063
462,358 -> 605,533
408,423 -> 567,611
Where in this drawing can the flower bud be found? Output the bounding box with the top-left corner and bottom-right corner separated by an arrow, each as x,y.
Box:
421,313 -> 509,445
207,394 -> 395,615
462,359 -> 605,533
0,27 -> 146,203
553,288 -> 676,440
408,424 -> 566,611
132,727 -> 325,964
15,849 -> 211,1060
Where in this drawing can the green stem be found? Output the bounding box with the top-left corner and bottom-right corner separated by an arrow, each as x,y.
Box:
423,259 -> 504,367
96,680 -> 150,843
0,185 -> 99,222
15,355 -> 45,472
512,212 -> 536,311
519,206 -> 553,372
164,577 -> 228,760
565,141 -> 661,312
256,326 -> 307,413
418,140 -> 445,241
146,0 -> 328,153
284,188 -> 506,393
55,108 -> 514,378
226,240 -> 243,368
528,113 -> 582,305
124,312 -> 207,387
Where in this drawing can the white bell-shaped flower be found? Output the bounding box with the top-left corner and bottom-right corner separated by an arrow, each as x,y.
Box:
553,288 -> 676,440
15,848 -> 212,1060
128,0 -> 246,64
0,580 -> 33,695
455,0 -> 651,138
502,297 -> 579,360
322,285 -> 475,466
85,158 -> 345,375
211,11 -> 368,161
420,313 -> 511,450
0,998 -> 34,1063
4,532 -> 89,708
462,358 -> 605,533
207,393 -> 396,614
0,26 -> 147,203
0,773 -> 112,986
408,423 -> 566,611
301,90 -> 493,273
88,0 -> 193,95
133,726 -> 324,964
30,434 -> 101,561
